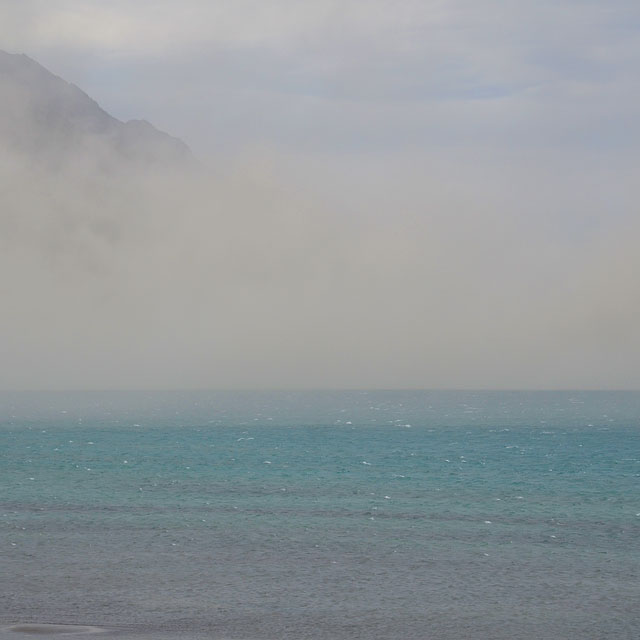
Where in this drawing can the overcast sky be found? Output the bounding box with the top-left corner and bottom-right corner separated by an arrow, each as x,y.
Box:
4,0 -> 639,158
1,0 -> 640,389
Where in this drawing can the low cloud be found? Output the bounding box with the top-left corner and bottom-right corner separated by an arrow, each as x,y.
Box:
2,134 -> 639,389
1,4 -> 639,389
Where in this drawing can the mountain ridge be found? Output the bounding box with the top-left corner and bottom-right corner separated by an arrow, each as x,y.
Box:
0,49 -> 194,169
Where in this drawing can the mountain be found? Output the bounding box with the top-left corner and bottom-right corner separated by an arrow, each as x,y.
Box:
0,50 -> 202,278
0,50 -> 193,170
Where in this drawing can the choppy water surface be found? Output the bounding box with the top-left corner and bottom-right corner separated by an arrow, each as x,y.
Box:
1,391 -> 639,640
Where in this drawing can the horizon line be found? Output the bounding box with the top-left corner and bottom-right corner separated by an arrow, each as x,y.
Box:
2,388 -> 640,393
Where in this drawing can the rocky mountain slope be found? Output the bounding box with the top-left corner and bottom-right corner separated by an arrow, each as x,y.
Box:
0,50 -> 193,170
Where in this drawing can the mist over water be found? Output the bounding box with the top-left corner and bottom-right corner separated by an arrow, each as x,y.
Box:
3,142 -> 640,390
1,46 -> 640,391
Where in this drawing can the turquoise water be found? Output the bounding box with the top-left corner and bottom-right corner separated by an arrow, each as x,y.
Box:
1,391 -> 639,639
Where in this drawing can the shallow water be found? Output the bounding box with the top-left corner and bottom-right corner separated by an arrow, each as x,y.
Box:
1,391 -> 639,639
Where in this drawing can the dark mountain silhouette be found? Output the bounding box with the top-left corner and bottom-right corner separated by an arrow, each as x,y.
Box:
0,50 -> 193,169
